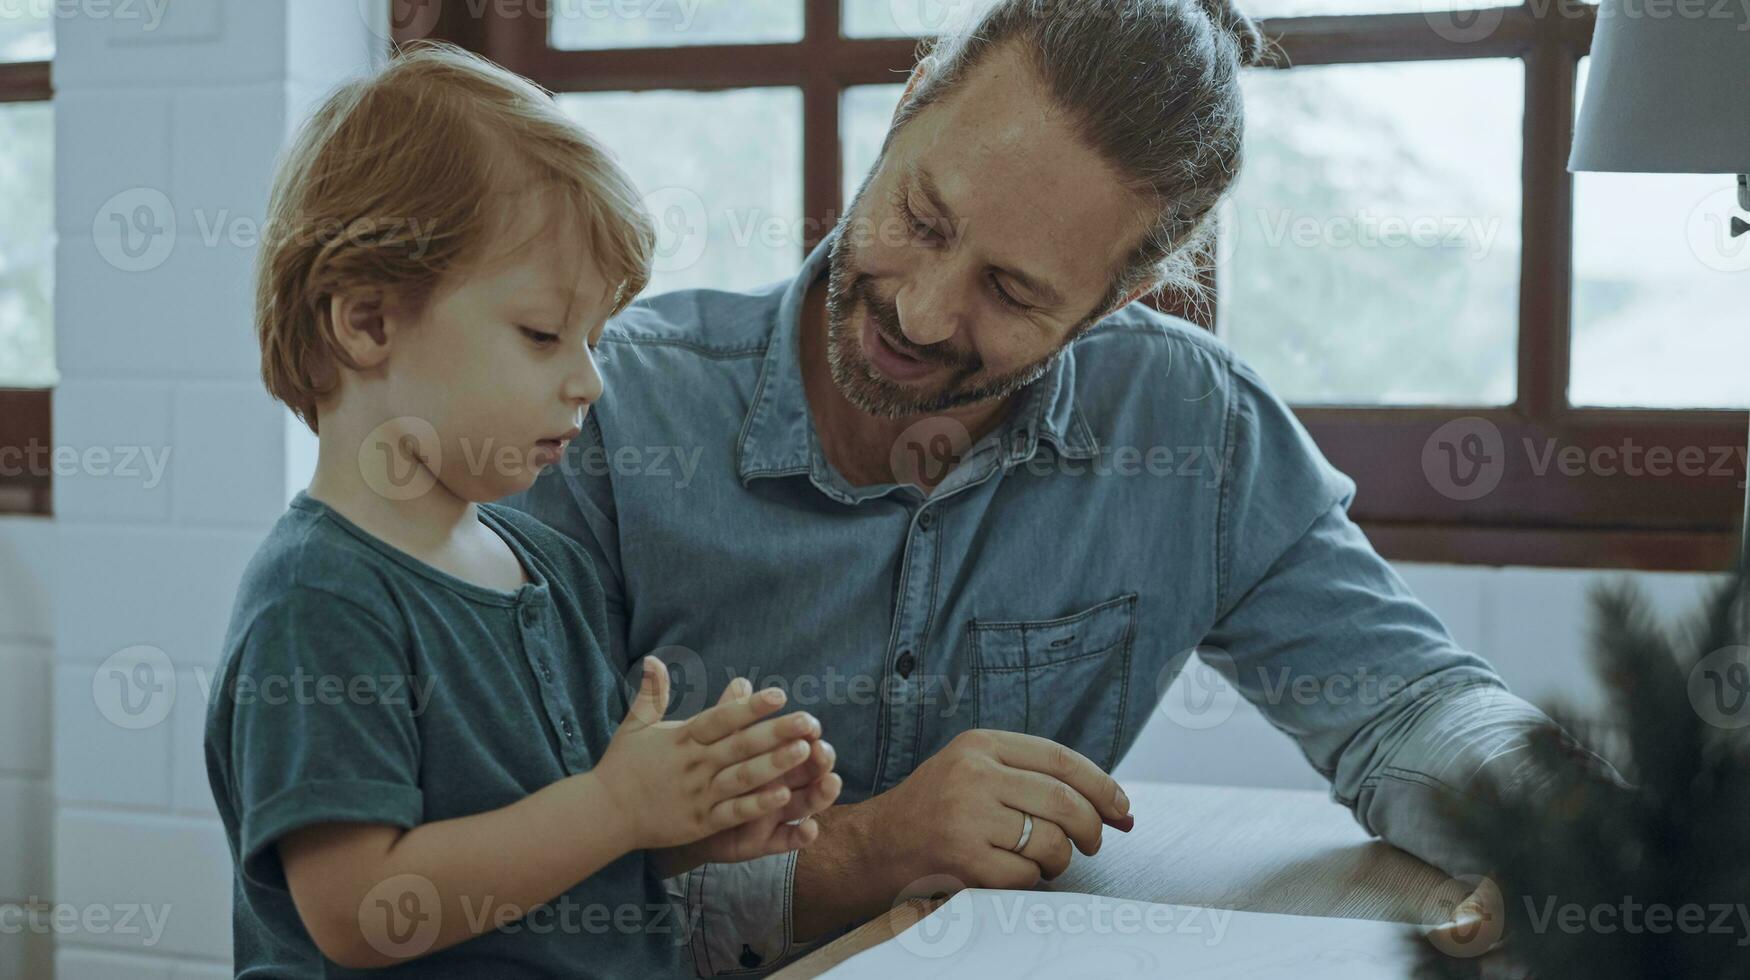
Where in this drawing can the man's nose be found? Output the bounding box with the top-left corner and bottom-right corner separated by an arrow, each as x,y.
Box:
895,268 -> 969,348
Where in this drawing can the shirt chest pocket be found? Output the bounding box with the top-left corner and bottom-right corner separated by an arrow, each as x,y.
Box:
967,593 -> 1138,772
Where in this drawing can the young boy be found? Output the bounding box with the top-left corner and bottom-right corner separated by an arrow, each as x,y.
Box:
204,44 -> 841,977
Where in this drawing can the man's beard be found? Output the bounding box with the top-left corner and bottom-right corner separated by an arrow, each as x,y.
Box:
822,226 -> 1064,421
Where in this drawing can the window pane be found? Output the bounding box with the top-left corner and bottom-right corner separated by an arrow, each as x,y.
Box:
0,102 -> 55,388
0,4 -> 52,62
1570,58 -> 1749,409
550,0 -> 802,49
843,0 -> 993,37
843,0 -> 1515,37
842,84 -> 906,204
1219,59 -> 1522,406
558,89 -> 803,297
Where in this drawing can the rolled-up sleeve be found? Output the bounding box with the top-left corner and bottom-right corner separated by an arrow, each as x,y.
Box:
666,852 -> 842,976
1202,360 -> 1622,878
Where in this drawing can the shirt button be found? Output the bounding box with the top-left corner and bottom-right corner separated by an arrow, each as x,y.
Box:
521,605 -> 539,628
917,510 -> 935,531
895,650 -> 916,679
739,946 -> 762,969
561,719 -> 575,738
541,664 -> 554,681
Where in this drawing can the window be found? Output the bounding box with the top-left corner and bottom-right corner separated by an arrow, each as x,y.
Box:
0,5 -> 54,516
406,0 -> 1748,570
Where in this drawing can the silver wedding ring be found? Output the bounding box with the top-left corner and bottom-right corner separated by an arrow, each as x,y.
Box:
1011,813 -> 1034,853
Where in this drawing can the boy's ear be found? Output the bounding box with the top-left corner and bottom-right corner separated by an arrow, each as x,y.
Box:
328,289 -> 396,369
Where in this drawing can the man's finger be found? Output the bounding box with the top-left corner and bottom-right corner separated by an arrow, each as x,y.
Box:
996,768 -> 1104,856
685,686 -> 787,744
711,739 -> 813,797
708,711 -> 821,767
990,731 -> 1132,827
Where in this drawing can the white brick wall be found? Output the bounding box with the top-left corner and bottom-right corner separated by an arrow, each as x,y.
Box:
1118,564 -> 1726,790
44,1 -> 379,975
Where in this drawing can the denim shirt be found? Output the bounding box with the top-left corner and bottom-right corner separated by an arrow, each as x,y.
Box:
504,232 -> 1565,976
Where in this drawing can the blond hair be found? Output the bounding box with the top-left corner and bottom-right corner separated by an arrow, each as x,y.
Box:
256,41 -> 654,435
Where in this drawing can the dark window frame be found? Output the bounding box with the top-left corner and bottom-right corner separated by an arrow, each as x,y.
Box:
298,3 -> 1748,569
0,59 -> 52,517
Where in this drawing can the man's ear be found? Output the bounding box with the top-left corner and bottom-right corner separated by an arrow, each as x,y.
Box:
327,288 -> 396,370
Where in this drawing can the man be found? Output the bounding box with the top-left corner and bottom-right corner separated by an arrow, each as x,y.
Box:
508,0 -> 1576,973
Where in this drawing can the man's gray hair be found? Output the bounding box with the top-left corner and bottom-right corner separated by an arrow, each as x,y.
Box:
888,0 -> 1268,322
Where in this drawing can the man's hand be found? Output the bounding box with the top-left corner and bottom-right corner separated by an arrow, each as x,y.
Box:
660,679 -> 844,873
792,729 -> 1132,940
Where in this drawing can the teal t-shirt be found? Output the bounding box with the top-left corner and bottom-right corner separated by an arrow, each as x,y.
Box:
204,490 -> 687,978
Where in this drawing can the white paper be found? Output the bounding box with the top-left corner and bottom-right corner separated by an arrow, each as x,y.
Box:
820,889 -> 1420,979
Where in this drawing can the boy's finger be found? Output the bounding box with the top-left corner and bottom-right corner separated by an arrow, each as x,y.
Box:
707,712 -> 821,767
685,686 -> 787,744
706,783 -> 791,832
621,657 -> 671,730
712,739 -> 812,798
772,772 -> 841,823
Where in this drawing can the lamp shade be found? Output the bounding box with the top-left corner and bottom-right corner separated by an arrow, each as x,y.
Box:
1569,0 -> 1750,174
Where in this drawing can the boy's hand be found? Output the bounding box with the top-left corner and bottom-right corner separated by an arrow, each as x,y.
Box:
594,658 -> 821,851
666,678 -> 843,869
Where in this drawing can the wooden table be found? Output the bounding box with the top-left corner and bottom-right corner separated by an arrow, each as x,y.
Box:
776,782 -> 1471,979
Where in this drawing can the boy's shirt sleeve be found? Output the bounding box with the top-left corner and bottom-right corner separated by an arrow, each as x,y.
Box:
218,584 -> 425,892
